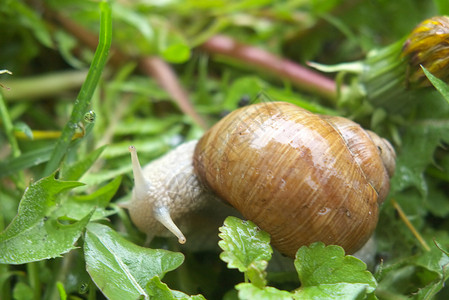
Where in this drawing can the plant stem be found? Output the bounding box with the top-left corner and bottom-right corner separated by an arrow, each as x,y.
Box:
0,90 -> 25,187
42,0 -> 112,177
0,264 -> 11,300
27,262 -> 41,300
139,57 -> 208,129
391,199 -> 431,252
200,35 -> 338,103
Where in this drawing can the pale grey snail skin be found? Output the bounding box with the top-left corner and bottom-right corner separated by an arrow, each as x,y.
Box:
126,141 -> 215,244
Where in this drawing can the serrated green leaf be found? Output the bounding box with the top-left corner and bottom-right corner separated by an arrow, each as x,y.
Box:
218,216 -> 272,273
294,243 -> 376,299
236,283 -> 293,300
0,173 -> 91,264
60,145 -> 107,181
246,260 -> 268,288
422,66 -> 449,104
84,223 -> 184,300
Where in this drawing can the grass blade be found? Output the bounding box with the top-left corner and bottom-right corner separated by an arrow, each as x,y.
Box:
43,1 -> 112,177
421,65 -> 449,104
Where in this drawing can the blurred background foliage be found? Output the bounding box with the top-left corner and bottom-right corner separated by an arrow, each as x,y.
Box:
1,0 -> 449,299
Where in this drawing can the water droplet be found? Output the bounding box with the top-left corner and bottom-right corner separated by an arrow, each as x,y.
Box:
83,110 -> 96,123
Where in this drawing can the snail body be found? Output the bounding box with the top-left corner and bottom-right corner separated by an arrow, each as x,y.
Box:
127,101 -> 395,257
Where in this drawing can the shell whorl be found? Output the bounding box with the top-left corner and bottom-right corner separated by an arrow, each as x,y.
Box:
193,102 -> 395,257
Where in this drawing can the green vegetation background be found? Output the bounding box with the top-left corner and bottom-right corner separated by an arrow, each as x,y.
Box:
1,0 -> 449,299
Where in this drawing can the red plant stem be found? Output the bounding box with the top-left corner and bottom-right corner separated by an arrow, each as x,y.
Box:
139,57 -> 207,128
48,12 -> 208,129
200,35 -> 338,102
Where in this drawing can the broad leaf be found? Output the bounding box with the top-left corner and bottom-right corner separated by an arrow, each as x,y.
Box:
294,242 -> 377,299
84,223 -> 184,300
0,174 -> 89,264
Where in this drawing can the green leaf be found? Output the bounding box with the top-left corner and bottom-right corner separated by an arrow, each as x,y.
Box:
412,243 -> 449,299
147,276 -> 206,300
0,92 -> 20,158
422,66 -> 449,104
218,216 -> 272,273
246,260 -> 269,288
13,122 -> 33,140
60,145 -> 107,181
236,283 -> 293,300
57,176 -> 121,221
84,223 -> 184,300
10,1 -> 53,48
112,1 -> 154,43
0,145 -> 54,178
294,242 -> 377,299
161,43 -> 191,64
376,235 -> 449,299
391,122 -> 449,196
12,282 -> 34,300
222,76 -> 268,110
115,116 -> 181,136
433,0 -> 449,14
0,173 -> 90,264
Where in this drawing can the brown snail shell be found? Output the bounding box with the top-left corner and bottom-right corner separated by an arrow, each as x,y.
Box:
193,101 -> 395,257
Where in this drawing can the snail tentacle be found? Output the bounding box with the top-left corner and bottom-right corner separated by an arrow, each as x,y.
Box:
153,205 -> 186,244
129,146 -> 151,200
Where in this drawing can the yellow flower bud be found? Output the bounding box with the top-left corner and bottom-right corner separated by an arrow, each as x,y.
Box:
402,16 -> 449,87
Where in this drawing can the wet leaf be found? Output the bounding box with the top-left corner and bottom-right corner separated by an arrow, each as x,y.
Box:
84,223 -> 184,300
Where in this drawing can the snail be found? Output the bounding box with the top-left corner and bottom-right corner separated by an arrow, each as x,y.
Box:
126,101 -> 396,258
